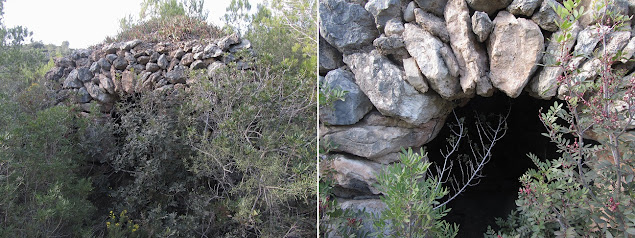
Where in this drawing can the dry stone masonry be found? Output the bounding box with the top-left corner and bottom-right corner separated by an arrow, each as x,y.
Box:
45,34 -> 252,112
319,0 -> 635,227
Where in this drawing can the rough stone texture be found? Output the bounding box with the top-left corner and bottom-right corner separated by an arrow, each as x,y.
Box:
99,75 -> 115,95
529,22 -> 582,99
121,70 -> 136,94
413,0 -> 447,16
568,25 -> 610,69
365,0 -> 402,32
343,50 -> 454,125
384,19 -> 405,36
446,0 -> 494,97
157,54 -> 169,69
531,0 -> 562,32
326,154 -> 382,195
579,0 -> 629,26
337,199 -> 387,236
320,69 -> 374,125
166,66 -> 187,84
414,8 -> 450,43
320,111 -> 446,163
85,81 -> 116,104
600,30 -> 632,59
218,33 -> 240,51
372,35 -> 409,59
403,1 -> 416,22
403,23 -> 463,100
471,11 -> 494,43
621,37 -> 635,63
63,69 -> 82,89
55,57 -> 75,68
403,57 -> 429,93
180,53 -> 195,66
466,0 -> 513,15
76,67 -> 93,83
507,0 -> 541,16
146,63 -> 160,72
190,60 -> 207,70
488,11 -> 544,98
319,36 -> 345,75
77,87 -> 91,103
113,57 -> 128,70
320,0 -> 379,54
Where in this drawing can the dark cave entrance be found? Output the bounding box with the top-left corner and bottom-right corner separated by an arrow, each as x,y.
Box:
425,92 -> 561,237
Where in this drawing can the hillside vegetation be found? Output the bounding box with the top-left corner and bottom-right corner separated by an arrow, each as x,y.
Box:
0,0 -> 316,237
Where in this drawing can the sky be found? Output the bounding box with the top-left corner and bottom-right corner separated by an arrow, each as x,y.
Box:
3,0 -> 262,49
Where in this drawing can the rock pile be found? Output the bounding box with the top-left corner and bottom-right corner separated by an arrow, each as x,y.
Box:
45,34 -> 252,111
319,0 -> 635,229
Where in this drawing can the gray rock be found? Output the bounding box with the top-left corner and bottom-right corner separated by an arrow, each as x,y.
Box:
172,49 -> 186,59
466,0 -> 513,15
320,111 -> 446,162
488,11 -> 544,98
414,8 -> 450,43
45,67 -> 65,82
121,40 -> 141,50
372,35 -> 409,58
229,39 -> 251,53
403,23 -> 463,100
85,81 -> 116,103
180,53 -> 195,66
193,52 -> 205,60
113,57 -> 128,70
166,66 -> 187,84
413,0 -> 447,16
97,58 -> 111,70
218,33 -> 241,51
157,54 -> 169,69
579,0 -> 629,26
319,69 -> 373,125
384,19 -> 405,36
531,0 -> 562,32
124,52 -> 136,65
403,57 -> 429,93
365,0 -> 402,32
319,37 -> 345,75
168,58 -> 180,71
446,0 -> 493,97
343,50 -> 454,125
192,44 -> 204,53
337,199 -> 387,235
600,30 -> 632,59
99,74 -> 115,94
568,25 -> 610,69
206,61 -> 226,78
102,43 -> 119,54
326,154 -> 382,195
77,67 -> 93,83
75,58 -> 91,68
105,54 -> 118,63
320,0 -> 379,54
89,62 -> 100,74
507,0 -> 541,16
202,44 -> 224,58
190,60 -> 208,70
620,37 -> 635,63
471,11 -> 494,42
63,69 -> 82,89
403,1 -> 416,22
121,70 -> 136,94
77,87 -> 91,103
146,63 -> 160,72
529,22 -> 582,99
150,52 -> 160,63
55,57 -> 75,68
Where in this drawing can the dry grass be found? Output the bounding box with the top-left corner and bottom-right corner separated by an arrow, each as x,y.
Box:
105,15 -> 225,43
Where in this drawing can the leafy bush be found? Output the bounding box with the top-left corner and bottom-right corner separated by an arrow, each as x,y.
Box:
487,0 -> 635,237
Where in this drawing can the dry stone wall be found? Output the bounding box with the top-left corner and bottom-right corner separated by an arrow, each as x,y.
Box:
45,34 -> 252,112
319,0 -> 635,226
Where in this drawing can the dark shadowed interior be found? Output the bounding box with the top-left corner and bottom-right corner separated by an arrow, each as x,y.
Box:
425,92 -> 560,237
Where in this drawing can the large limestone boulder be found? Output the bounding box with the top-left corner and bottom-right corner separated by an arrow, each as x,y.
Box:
531,0 -> 563,32
414,8 -> 450,43
488,11 -> 544,98
320,0 -> 379,54
507,0 -> 541,16
319,69 -> 374,125
325,154 -> 382,196
320,111 -> 446,163
413,0 -> 447,16
466,0 -> 513,15
365,0 -> 402,32
343,50 -> 454,125
319,36 -> 344,75
445,0 -> 494,97
529,22 -> 582,99
403,23 -> 463,100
